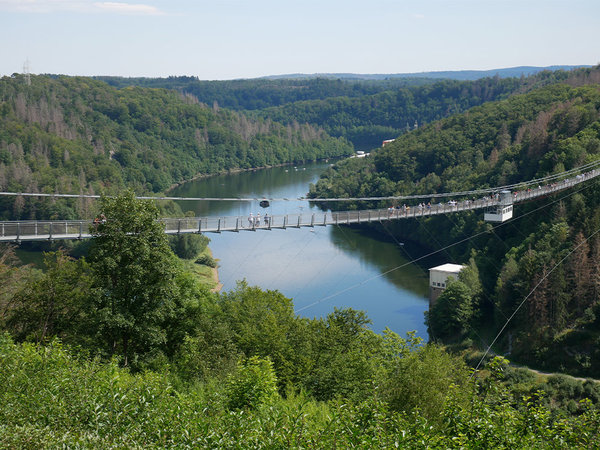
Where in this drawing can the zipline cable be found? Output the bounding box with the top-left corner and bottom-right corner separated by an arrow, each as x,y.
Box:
472,224 -> 600,375
1,160 -> 599,203
295,177 -> 598,314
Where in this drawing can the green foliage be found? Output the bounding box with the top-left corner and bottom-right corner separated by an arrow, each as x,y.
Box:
87,191 -> 182,367
225,356 -> 279,410
0,245 -> 34,328
378,343 -> 471,422
195,253 -> 217,268
0,74 -> 352,220
304,308 -> 382,401
5,250 -> 93,345
428,280 -> 474,340
217,281 -> 300,388
168,233 -> 209,259
1,334 -> 598,448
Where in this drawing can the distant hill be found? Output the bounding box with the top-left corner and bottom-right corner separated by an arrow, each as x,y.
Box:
94,65 -> 598,151
0,75 -> 352,220
264,65 -> 593,81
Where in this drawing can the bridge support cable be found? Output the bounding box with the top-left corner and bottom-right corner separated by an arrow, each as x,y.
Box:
219,228 -> 271,290
435,212 -> 510,325
409,213 -> 505,344
379,220 -> 429,280
294,223 -> 370,306
472,224 -> 600,376
2,167 -> 599,242
264,227 -> 319,294
296,179 -> 598,314
1,161 -> 600,205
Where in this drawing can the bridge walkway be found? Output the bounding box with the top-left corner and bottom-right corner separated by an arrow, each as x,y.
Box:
0,170 -> 595,242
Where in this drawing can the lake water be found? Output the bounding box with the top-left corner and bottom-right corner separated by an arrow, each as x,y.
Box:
171,161 -> 430,338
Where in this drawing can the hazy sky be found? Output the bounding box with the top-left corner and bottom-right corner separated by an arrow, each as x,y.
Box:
1,0 -> 598,80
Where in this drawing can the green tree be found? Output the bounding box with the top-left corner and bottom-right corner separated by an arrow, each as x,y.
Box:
5,250 -> 92,345
427,280 -> 474,340
218,281 -> 297,387
305,308 -> 382,401
225,356 -> 279,410
168,233 -> 209,259
379,343 -> 470,423
87,191 -> 180,367
0,245 -> 33,328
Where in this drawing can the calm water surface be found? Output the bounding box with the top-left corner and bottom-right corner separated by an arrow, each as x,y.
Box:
171,162 -> 430,338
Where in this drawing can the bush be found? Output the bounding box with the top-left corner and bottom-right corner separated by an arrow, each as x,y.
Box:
169,234 -> 209,259
225,356 -> 279,410
195,253 -> 217,268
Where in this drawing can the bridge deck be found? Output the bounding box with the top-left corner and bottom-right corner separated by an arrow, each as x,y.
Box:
0,171 -> 594,242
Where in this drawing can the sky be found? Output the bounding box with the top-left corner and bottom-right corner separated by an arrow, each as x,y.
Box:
0,0 -> 598,80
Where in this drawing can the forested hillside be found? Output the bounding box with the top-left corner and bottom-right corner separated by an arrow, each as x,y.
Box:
3,67 -> 600,445
0,74 -> 352,220
94,75 -> 438,109
1,193 -> 599,447
310,70 -> 600,376
259,67 -> 600,150
96,67 -> 598,150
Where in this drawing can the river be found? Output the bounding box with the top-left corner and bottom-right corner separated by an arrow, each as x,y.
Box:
171,161 -> 430,338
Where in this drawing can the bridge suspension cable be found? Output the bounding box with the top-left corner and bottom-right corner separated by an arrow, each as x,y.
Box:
296,175 -> 598,314
0,160 -> 599,203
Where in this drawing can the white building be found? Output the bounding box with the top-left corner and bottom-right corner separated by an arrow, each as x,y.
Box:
429,263 -> 464,306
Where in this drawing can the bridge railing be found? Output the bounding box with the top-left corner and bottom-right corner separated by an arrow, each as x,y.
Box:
2,168 -> 598,241
0,220 -> 92,241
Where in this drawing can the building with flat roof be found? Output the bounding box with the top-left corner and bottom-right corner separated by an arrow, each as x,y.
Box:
429,263 -> 464,306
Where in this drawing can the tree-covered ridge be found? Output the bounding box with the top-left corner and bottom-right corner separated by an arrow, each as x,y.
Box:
94,75 -> 440,110
94,67 -> 600,151
258,77 -> 524,149
311,83 -> 600,200
0,74 -> 352,220
310,81 -> 600,376
252,67 -> 599,150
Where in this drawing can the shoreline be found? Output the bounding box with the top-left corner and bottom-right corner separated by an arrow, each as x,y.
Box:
208,248 -> 223,293
164,158 -> 338,193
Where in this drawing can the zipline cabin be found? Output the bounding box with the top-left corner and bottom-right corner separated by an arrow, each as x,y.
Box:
484,190 -> 513,223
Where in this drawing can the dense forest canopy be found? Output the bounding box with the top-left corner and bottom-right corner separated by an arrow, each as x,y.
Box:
93,75 -> 441,109
0,74 -> 352,220
95,67 -> 599,150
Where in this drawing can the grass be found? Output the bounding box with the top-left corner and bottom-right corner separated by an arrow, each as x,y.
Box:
179,247 -> 220,290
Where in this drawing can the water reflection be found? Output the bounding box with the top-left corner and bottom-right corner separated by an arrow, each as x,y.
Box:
329,226 -> 429,298
171,161 -> 429,338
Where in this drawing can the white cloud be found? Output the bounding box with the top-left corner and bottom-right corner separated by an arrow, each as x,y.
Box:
413,13 -> 425,20
93,2 -> 163,15
0,0 -> 165,15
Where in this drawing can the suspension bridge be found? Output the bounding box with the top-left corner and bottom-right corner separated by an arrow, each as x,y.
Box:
0,166 -> 598,243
